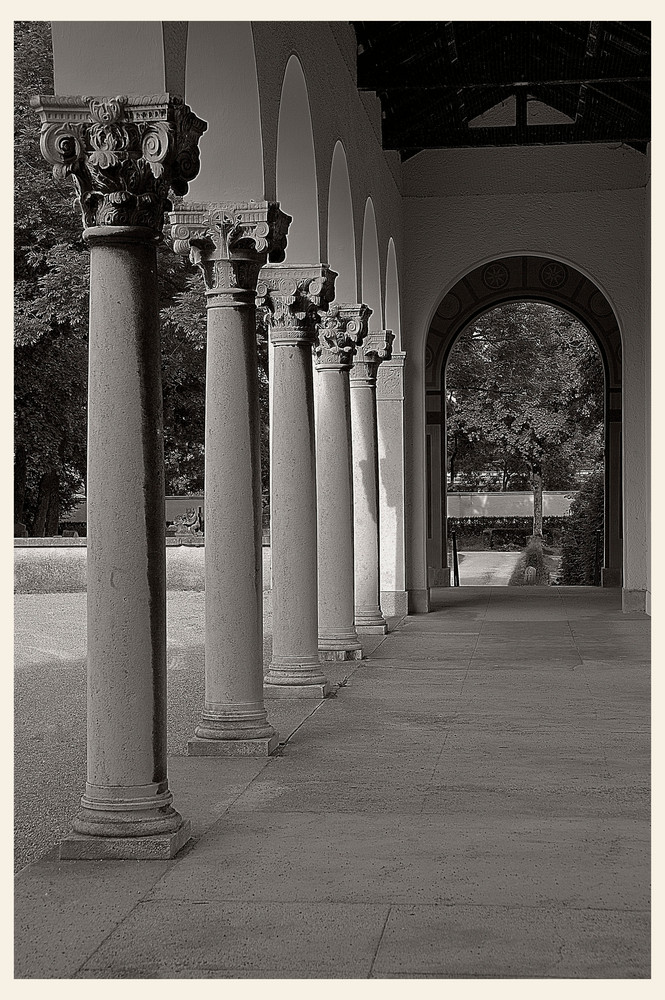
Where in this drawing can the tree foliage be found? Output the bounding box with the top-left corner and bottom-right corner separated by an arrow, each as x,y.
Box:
446,302 -> 604,513
15,23 -> 271,534
14,21 -> 89,534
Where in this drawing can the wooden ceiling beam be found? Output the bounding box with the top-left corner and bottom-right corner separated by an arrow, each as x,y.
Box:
364,75 -> 649,93
387,121 -> 650,151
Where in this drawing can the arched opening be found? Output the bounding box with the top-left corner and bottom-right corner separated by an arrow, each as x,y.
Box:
361,198 -> 382,329
185,22 -> 264,202
326,141 -> 356,302
384,237 -> 401,350
424,256 -> 622,594
275,55 -> 320,262
444,301 -> 604,587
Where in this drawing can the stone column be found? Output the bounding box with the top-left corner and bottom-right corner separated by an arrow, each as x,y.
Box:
169,202 -> 290,754
314,304 -> 370,660
257,266 -> 336,697
33,94 -> 206,858
350,331 -> 395,632
377,351 -> 410,616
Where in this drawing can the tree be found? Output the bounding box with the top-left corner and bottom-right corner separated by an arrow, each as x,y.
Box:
14,21 -> 89,534
15,24 -> 271,532
446,302 -> 604,535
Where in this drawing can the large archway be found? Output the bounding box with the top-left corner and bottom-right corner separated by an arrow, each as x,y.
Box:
425,256 -> 622,589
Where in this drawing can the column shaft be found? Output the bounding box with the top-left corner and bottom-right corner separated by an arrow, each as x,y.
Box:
351,378 -> 386,631
73,229 -> 188,853
316,366 -> 360,656
268,339 -> 328,687
195,296 -> 276,748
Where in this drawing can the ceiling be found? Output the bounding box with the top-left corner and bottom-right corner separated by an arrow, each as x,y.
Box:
352,21 -> 651,159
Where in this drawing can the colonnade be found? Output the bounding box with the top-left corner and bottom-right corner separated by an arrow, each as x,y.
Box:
33,92 -> 397,859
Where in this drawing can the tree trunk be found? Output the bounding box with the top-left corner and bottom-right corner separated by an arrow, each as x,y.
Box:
449,433 -> 457,488
532,464 -> 543,537
45,473 -> 60,536
14,445 -> 27,525
31,468 -> 58,537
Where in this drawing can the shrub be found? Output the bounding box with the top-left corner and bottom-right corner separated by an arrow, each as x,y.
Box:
508,539 -> 550,586
560,471 -> 604,585
447,516 -> 567,551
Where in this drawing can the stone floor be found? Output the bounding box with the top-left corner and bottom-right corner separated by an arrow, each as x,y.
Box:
14,586 -> 650,979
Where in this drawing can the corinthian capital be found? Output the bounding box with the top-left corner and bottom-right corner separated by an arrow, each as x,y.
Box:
31,94 -> 207,232
314,303 -> 371,369
168,201 -> 291,294
350,329 -> 395,384
256,265 -> 337,346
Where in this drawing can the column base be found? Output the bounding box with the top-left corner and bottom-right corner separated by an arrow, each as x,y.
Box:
188,734 -> 280,756
194,717 -> 275,742
264,681 -> 332,699
622,588 -> 647,613
380,590 -> 409,617
319,647 -> 364,661
355,607 -> 387,632
59,820 -> 191,861
355,623 -> 388,634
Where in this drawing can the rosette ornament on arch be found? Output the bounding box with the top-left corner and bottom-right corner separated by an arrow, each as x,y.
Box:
314,303 -> 372,368
31,94 -> 207,231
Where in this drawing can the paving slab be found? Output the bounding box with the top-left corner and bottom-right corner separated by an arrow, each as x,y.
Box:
76,900 -> 390,979
147,811 -> 648,910
15,858 -> 173,979
15,585 -> 650,979
372,904 -> 650,978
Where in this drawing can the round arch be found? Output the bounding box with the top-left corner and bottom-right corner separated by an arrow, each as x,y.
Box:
384,237 -> 401,350
327,141 -> 356,303
361,198 -> 382,328
185,22 -> 264,202
424,255 -> 622,589
276,55 -> 320,262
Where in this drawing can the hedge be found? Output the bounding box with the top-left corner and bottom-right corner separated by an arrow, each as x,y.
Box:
447,516 -> 568,550
560,472 -> 604,585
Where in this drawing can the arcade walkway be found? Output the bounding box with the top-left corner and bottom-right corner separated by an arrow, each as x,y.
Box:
15,587 -> 650,979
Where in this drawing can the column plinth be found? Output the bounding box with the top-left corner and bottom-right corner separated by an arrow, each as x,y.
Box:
257,265 -> 337,696
350,331 -> 395,634
169,202 -> 290,752
33,93 -> 207,857
314,304 -> 371,660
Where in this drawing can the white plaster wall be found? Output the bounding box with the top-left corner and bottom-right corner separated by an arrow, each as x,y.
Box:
250,21 -> 403,301
401,143 -> 650,599
51,22 -> 167,95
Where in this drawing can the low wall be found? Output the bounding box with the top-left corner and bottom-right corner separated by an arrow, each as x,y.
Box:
14,538 -> 271,594
446,491 -> 575,518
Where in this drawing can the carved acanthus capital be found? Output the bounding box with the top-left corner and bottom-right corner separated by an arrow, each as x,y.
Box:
314,303 -> 371,369
31,93 -> 207,232
256,265 -> 337,346
350,329 -> 395,384
168,201 -> 291,294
